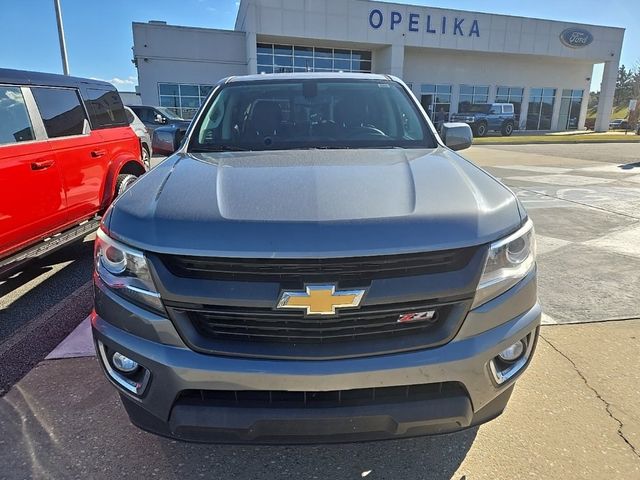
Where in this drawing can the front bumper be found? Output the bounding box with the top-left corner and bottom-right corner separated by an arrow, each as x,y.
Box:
92,272 -> 540,443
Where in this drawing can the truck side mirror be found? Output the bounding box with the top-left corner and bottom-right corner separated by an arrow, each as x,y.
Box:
152,126 -> 187,156
441,123 -> 473,151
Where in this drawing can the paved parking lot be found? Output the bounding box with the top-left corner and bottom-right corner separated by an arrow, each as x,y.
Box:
1,143 -> 639,479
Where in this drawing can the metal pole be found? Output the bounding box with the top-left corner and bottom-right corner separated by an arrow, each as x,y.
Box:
53,0 -> 69,75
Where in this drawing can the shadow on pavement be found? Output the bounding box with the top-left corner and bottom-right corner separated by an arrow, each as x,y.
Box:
0,358 -> 475,480
0,237 -> 96,395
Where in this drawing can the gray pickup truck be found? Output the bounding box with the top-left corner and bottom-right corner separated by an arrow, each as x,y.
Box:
92,73 -> 540,443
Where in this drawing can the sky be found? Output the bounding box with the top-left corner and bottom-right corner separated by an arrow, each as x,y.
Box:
1,0 -> 638,92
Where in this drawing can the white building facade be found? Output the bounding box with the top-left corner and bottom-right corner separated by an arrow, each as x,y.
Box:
132,0 -> 624,132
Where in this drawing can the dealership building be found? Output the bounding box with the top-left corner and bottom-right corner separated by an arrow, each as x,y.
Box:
132,0 -> 624,132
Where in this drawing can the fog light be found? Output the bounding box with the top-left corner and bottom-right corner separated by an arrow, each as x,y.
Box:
498,341 -> 525,362
112,352 -> 138,373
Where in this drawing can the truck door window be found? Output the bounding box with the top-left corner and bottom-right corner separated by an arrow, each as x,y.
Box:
84,88 -> 128,128
31,87 -> 87,138
0,86 -> 34,145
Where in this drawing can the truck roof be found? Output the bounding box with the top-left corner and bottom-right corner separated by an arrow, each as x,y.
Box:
224,72 -> 394,83
0,68 -> 115,90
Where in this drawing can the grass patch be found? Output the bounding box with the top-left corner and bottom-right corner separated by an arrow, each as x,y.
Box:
473,133 -> 640,145
587,105 -> 629,121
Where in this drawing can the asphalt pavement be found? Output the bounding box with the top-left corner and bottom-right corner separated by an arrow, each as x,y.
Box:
1,144 -> 639,479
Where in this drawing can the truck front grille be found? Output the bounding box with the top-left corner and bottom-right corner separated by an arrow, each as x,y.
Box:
181,299 -> 452,344
176,382 -> 466,409
159,247 -> 476,282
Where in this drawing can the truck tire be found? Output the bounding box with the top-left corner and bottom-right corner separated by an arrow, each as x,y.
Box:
501,121 -> 514,136
474,122 -> 487,137
142,145 -> 151,168
115,173 -> 138,196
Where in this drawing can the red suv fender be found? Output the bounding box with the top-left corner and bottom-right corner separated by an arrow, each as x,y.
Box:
101,153 -> 146,209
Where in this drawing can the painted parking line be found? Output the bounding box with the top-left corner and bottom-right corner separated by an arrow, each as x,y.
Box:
45,316 -> 94,360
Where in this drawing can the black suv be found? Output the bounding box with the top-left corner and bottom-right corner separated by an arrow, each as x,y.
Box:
127,105 -> 190,134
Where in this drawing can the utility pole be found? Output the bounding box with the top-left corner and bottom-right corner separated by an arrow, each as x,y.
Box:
53,0 -> 69,75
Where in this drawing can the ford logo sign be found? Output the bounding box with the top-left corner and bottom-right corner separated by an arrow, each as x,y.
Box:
560,28 -> 593,48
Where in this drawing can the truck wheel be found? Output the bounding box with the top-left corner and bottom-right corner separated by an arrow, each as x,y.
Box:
115,174 -> 138,196
501,121 -> 514,136
474,122 -> 487,137
142,146 -> 151,168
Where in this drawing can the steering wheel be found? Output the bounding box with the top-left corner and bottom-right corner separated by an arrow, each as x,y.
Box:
345,125 -> 388,139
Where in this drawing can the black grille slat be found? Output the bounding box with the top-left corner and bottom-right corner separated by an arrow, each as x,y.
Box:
177,382 -> 465,409
160,248 -> 476,282
179,300 -> 452,344
192,324 -> 438,341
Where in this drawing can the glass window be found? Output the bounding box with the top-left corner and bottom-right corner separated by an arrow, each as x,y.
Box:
314,58 -> 332,69
294,46 -> 313,56
257,43 -> 371,73
558,89 -> 583,130
158,83 -> 213,119
32,87 -> 87,138
181,97 -> 201,109
420,84 -> 452,120
257,53 -> 273,65
158,83 -> 179,96
273,44 -> 292,55
495,86 -> 524,125
333,49 -> 351,59
334,59 -> 351,71
0,86 -> 34,144
526,87 -> 556,130
159,96 -> 179,108
84,88 -> 127,128
179,84 -> 199,97
274,55 -> 293,67
257,43 -> 272,54
352,50 -> 372,61
315,47 -> 333,58
294,57 -> 314,69
458,85 -> 489,112
257,43 -> 371,74
191,79 -> 437,152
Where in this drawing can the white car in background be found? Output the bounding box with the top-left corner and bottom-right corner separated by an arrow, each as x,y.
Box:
124,106 -> 152,167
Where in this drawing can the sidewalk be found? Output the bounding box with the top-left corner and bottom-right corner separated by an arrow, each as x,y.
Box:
0,321 -> 638,479
472,131 -> 640,145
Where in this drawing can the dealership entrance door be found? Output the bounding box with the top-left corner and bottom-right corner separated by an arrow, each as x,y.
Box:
420,94 -> 434,119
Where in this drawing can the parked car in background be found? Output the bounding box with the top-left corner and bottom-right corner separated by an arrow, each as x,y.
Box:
93,73 -> 540,443
0,69 -> 146,278
585,117 -> 596,130
124,106 -> 152,167
450,103 -> 516,137
609,119 -> 628,130
127,105 -> 190,135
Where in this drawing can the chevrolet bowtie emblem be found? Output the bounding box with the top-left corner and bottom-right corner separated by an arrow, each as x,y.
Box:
277,285 -> 366,316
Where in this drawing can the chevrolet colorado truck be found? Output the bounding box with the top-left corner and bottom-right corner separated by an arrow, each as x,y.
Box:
92,73 -> 540,443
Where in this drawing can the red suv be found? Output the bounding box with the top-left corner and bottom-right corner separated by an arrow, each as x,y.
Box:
0,69 -> 145,277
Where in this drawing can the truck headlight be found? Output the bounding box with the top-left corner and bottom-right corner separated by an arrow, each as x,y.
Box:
472,219 -> 536,309
94,228 -> 164,313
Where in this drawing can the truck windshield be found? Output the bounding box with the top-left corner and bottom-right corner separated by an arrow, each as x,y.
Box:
157,107 -> 185,120
189,78 -> 436,152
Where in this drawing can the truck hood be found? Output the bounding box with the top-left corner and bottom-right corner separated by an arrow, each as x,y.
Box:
107,148 -> 522,257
